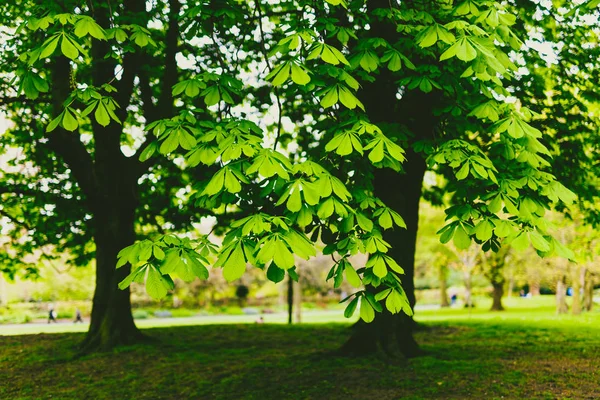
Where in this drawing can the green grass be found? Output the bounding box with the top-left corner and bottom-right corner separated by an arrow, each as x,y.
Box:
2,296 -> 599,399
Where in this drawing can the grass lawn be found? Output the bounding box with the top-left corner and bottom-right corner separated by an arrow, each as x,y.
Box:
2,296 -> 599,399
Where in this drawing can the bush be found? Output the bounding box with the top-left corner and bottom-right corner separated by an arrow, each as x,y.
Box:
132,310 -> 149,319
56,310 -> 74,319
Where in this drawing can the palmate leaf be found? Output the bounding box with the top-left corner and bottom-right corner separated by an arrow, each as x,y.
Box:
73,16 -> 107,40
319,85 -> 364,111
306,42 -> 349,66
214,240 -> 247,282
380,49 -> 415,72
416,24 -> 455,48
172,79 -> 205,97
266,62 -> 311,86
440,37 -> 477,62
145,265 -> 175,299
364,133 -> 405,164
325,131 -> 363,156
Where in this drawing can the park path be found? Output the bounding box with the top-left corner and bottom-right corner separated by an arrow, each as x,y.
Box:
0,304 -> 441,336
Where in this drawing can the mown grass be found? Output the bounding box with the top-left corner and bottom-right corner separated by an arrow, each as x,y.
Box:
2,297 -> 599,399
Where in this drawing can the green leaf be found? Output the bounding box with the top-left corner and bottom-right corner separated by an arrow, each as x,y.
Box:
344,296 -> 359,318
529,231 -> 550,252
139,142 -> 157,162
385,289 -> 403,313
40,35 -> 60,58
374,288 -> 392,302
118,268 -> 144,290
290,63 -> 310,85
453,225 -> 471,249
94,102 -> 110,126
474,220 -> 493,241
62,108 -> 79,131
267,263 -> 286,283
345,263 -> 361,288
60,35 -> 79,60
222,243 -> 247,281
359,298 -> 375,322
511,232 -> 530,252
74,17 -> 106,40
320,87 -> 338,108
456,163 -> 469,180
146,266 -> 169,299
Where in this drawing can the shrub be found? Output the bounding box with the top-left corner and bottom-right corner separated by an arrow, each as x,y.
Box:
132,310 -> 149,319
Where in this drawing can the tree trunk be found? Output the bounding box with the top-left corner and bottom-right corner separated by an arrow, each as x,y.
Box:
506,277 -> 514,298
287,275 -> 293,325
572,266 -> 582,315
340,152 -> 427,358
490,283 -> 504,311
583,270 -> 594,312
80,173 -> 143,352
0,272 -> 6,306
439,265 -> 450,308
338,0 -> 438,358
294,280 -> 302,323
529,281 -> 541,296
463,270 -> 473,308
556,277 -> 569,314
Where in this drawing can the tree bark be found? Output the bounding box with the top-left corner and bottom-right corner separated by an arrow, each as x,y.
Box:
490,283 -> 504,311
439,265 -> 450,308
506,277 -> 514,298
80,174 -> 144,352
556,276 -> 569,314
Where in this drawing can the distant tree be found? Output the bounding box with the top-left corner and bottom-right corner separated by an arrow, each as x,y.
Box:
480,245 -> 511,311
235,285 -> 249,307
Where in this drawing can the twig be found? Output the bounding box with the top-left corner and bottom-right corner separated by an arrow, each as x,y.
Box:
254,0 -> 284,151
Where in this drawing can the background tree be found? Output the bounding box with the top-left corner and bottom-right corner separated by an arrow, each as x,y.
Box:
480,245 -> 511,311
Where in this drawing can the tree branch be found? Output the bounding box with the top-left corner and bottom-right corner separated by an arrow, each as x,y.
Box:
0,209 -> 33,231
49,57 -> 98,200
156,0 -> 181,118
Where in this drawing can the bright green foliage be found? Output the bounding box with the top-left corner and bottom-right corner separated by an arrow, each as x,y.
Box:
5,0 -> 587,323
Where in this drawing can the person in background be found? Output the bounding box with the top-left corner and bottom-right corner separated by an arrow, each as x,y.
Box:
74,308 -> 83,323
450,293 -> 457,306
48,305 -> 57,323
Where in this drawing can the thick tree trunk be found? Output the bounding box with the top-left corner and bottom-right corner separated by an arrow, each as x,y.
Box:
439,265 -> 450,308
490,283 -> 504,311
80,168 -> 143,352
339,0 -> 437,358
340,153 -> 427,358
556,277 -> 569,314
